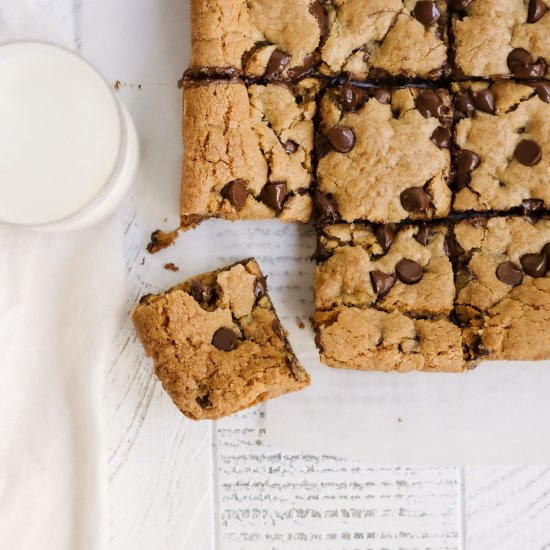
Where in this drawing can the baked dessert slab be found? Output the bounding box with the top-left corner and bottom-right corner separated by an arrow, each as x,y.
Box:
311,222 -> 465,372
451,0 -> 550,80
180,78 -> 318,229
320,0 -> 449,79
316,83 -> 453,224
452,80 -> 550,214
187,0 -> 324,80
132,259 -> 310,420
453,216 -> 550,361
188,0 -> 448,81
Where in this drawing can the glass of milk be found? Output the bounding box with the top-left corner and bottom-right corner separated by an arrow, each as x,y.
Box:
0,41 -> 139,232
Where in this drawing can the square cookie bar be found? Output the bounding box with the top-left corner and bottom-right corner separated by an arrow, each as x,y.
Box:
132,259 -> 310,420
180,78 -> 318,229
451,0 -> 549,79
320,0 -> 449,79
187,0 -> 448,80
452,80 -> 550,214
311,223 -> 465,372
453,216 -> 550,361
316,84 -> 453,224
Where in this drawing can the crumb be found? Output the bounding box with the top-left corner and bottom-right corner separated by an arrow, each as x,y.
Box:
113,80 -> 121,91
164,262 -> 179,272
138,84 -> 142,90
140,257 -> 145,266
163,217 -> 168,223
146,228 -> 179,254
298,322 -> 305,329
398,418 -> 402,423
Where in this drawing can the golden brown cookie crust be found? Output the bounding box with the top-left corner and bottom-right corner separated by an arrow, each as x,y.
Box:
312,222 -> 465,372
180,79 -> 317,228
132,259 -> 310,420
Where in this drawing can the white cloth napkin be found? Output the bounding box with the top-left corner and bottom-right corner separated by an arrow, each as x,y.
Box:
0,2 -> 126,549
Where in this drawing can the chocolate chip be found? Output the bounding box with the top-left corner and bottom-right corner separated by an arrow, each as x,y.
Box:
530,81 -> 550,103
400,187 -> 431,212
309,0 -> 330,42
496,261 -> 523,286
195,394 -> 212,409
507,48 -> 532,73
520,253 -> 547,277
528,0 -> 548,23
341,83 -> 366,110
370,270 -> 396,296
416,89 -> 443,118
431,126 -> 451,149
455,92 -> 476,117
415,224 -> 433,246
522,198 -> 544,214
374,224 -> 396,252
371,87 -> 391,104
190,280 -> 216,305
455,149 -> 481,189
474,89 -> 496,114
212,327 -> 238,351
449,0 -> 472,8
260,182 -> 287,213
221,179 -> 247,210
282,140 -> 298,154
507,48 -> 547,78
396,259 -> 424,284
266,49 -> 291,76
313,189 -> 340,225
412,1 -> 440,26
328,125 -> 356,153
515,139 -> 542,166
254,277 -> 267,300
543,242 -> 550,263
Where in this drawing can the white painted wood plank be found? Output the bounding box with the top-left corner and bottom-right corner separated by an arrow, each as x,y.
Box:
465,466 -> 550,550
216,409 -> 460,550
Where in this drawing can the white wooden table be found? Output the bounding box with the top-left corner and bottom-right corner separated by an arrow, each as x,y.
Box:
38,0 -> 550,548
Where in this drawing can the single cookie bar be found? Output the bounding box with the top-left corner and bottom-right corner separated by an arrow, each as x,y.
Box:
453,216 -> 550,361
320,0 -> 449,79
180,79 -> 318,229
451,0 -> 549,79
452,80 -> 550,214
316,84 -> 453,224
187,0 -> 325,79
132,259 -> 310,420
311,223 -> 465,372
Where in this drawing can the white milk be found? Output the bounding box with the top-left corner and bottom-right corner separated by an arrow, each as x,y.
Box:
0,42 -> 138,231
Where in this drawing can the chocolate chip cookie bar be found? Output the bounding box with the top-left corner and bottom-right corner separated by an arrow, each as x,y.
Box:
452,80 -> 550,214
451,0 -> 549,79
311,223 -> 465,372
188,0 -> 448,81
187,0 -> 325,80
320,0 -> 449,79
132,259 -> 310,420
316,84 -> 453,224
453,216 -> 550,361
180,78 -> 318,229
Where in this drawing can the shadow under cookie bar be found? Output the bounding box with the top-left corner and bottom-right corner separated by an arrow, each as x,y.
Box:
180,78 -> 318,229
451,80 -> 550,215
311,222 -> 466,372
315,83 -> 453,225
452,216 -> 550,361
451,0 -> 549,80
132,259 -> 310,420
187,0 -> 449,81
